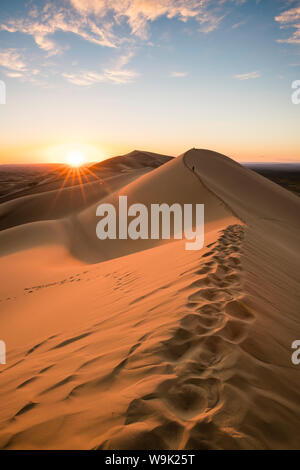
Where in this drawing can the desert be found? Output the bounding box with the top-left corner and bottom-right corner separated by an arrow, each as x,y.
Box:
0,148 -> 299,450
1,0 -> 300,453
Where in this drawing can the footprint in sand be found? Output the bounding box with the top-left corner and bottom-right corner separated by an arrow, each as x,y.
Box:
98,225 -> 255,450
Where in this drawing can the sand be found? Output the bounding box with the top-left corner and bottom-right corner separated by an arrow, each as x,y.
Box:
0,149 -> 299,449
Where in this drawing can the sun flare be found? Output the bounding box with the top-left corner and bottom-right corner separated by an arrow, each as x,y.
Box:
66,150 -> 85,167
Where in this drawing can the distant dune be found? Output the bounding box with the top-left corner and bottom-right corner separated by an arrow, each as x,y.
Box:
89,150 -> 173,173
0,149 -> 299,449
0,150 -> 172,204
0,150 -> 172,232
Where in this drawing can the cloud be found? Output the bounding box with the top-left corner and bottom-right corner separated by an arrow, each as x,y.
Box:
62,71 -> 105,86
63,68 -> 138,86
0,0 -> 248,86
0,49 -> 44,83
63,51 -> 139,86
0,49 -> 27,72
275,4 -> 300,45
170,71 -> 188,77
232,19 -> 247,29
33,32 -> 62,56
4,72 -> 24,78
103,68 -> 138,84
234,70 -> 261,80
0,3 -> 117,56
69,0 -> 237,39
1,0 -> 245,58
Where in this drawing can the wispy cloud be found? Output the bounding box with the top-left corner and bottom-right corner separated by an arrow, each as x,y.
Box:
234,70 -> 261,80
0,0 -> 249,86
63,68 -> 138,86
4,72 -> 24,78
1,0 -> 246,57
69,0 -> 230,39
0,3 -> 117,57
275,3 -> 300,45
62,71 -> 105,86
170,71 -> 188,77
63,51 -> 139,86
0,49 -> 27,72
0,49 -> 44,83
232,19 -> 247,29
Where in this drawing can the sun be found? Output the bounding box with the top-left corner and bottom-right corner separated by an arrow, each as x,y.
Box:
66,150 -> 85,167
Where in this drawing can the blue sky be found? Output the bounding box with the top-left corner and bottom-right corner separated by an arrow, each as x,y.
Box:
0,0 -> 299,163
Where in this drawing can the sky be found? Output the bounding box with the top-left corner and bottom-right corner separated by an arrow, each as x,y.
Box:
0,0 -> 299,164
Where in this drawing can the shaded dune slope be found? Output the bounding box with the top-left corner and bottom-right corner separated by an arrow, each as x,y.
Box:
0,169 -> 149,232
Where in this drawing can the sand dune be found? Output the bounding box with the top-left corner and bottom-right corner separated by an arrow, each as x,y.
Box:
0,169 -> 150,232
0,150 -> 172,232
0,150 -> 172,204
0,149 -> 299,449
0,150 -> 231,261
89,150 -> 173,173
